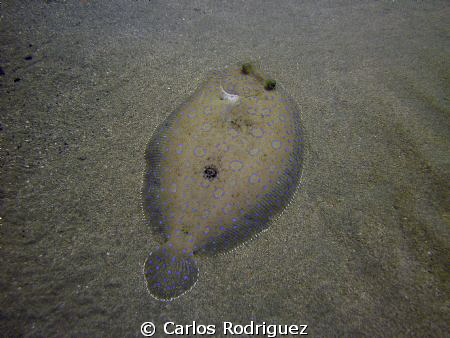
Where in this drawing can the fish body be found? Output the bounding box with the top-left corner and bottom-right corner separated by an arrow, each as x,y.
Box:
142,63 -> 304,300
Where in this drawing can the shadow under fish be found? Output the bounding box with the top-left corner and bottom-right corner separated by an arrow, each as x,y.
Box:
142,62 -> 305,300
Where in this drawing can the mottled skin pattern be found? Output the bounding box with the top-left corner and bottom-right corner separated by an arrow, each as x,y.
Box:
143,64 -> 304,300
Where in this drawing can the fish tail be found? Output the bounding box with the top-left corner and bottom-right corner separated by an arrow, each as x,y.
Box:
143,245 -> 198,301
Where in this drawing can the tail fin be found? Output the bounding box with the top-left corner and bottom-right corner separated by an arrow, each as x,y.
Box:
143,245 -> 199,300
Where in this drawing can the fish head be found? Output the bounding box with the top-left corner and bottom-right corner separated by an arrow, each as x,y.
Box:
217,63 -> 269,98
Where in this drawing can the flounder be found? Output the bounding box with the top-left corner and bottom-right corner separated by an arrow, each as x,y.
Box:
142,63 -> 304,300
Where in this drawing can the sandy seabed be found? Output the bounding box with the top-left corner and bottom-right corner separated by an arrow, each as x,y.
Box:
1,1 -> 448,337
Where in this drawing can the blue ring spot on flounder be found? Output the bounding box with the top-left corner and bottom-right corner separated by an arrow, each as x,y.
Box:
142,62 -> 304,300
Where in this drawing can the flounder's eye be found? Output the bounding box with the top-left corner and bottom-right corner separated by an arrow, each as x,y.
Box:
241,63 -> 252,74
264,79 -> 276,91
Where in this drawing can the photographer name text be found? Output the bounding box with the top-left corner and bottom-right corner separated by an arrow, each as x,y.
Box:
140,320 -> 307,337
